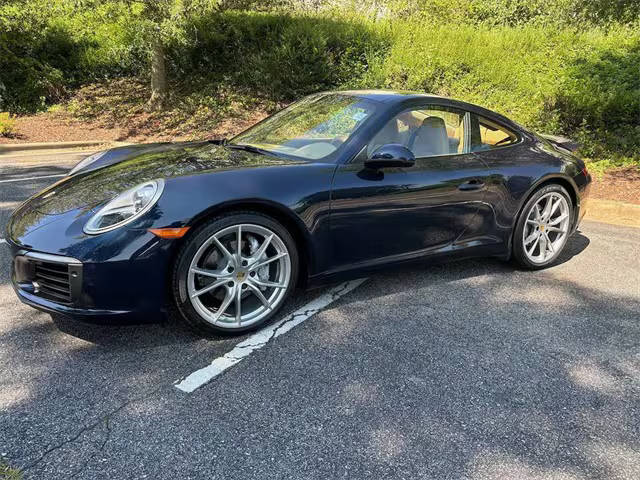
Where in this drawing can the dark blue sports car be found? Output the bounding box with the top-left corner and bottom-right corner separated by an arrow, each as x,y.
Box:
6,91 -> 591,335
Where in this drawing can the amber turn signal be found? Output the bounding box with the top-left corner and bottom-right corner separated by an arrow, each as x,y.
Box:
148,227 -> 190,239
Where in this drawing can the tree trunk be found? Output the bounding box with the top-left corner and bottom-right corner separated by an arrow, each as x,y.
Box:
147,38 -> 167,111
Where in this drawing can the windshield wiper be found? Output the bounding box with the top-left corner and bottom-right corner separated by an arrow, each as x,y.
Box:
225,143 -> 271,156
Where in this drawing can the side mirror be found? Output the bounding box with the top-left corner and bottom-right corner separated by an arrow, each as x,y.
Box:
365,144 -> 415,169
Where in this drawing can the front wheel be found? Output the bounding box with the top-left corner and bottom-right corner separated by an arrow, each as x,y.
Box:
512,184 -> 573,270
172,212 -> 299,335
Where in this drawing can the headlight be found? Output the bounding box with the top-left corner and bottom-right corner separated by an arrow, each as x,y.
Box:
84,179 -> 165,234
68,150 -> 108,176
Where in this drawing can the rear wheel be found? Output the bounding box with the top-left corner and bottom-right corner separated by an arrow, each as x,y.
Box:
513,184 -> 573,270
172,212 -> 298,335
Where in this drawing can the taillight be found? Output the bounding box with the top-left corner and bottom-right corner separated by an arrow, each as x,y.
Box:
581,166 -> 589,177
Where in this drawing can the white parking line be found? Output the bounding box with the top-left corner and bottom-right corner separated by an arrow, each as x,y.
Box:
175,278 -> 367,393
0,173 -> 66,184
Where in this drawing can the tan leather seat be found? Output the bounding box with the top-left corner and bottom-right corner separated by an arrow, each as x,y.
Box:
408,116 -> 449,157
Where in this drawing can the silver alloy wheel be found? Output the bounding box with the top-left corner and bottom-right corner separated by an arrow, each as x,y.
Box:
522,192 -> 570,264
187,223 -> 291,329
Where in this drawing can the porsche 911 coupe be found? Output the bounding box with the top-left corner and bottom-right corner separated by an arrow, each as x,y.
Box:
6,90 -> 591,335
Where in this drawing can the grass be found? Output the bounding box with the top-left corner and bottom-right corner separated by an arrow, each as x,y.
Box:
3,8 -> 639,173
0,461 -> 22,480
585,157 -> 639,178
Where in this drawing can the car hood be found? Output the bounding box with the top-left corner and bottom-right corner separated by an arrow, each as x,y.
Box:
8,141 -> 301,240
22,141 -> 300,214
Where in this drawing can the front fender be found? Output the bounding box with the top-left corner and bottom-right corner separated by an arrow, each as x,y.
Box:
144,163 -> 336,276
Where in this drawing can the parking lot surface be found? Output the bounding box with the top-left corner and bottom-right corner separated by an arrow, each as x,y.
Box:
1,161 -> 639,479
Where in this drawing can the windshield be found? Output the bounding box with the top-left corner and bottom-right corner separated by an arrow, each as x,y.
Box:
230,93 -> 377,161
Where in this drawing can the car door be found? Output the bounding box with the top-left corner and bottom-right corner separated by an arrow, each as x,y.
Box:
328,104 -> 489,270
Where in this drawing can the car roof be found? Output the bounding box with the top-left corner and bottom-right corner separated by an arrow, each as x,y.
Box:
338,89 -> 446,103
335,89 -> 524,132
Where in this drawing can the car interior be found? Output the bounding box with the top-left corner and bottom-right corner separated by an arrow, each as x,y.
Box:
367,109 -> 464,158
244,107 -> 519,161
367,109 -> 519,158
471,116 -> 518,151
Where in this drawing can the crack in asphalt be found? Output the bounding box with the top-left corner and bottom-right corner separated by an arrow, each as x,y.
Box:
20,385 -> 166,477
68,415 -> 112,479
17,284 -> 358,475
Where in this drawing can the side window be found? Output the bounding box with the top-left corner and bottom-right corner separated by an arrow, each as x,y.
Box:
471,115 -> 518,152
367,106 -> 466,158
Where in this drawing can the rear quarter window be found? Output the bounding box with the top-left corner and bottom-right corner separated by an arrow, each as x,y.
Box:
471,115 -> 519,152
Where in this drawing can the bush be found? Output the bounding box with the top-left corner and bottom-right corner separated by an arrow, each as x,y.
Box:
353,21 -> 640,169
0,2 -> 638,170
0,0 -> 145,112
173,11 -> 392,102
552,37 -> 640,163
0,112 -> 16,137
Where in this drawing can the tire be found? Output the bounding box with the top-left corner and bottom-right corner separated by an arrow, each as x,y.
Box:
512,184 -> 573,270
172,212 -> 299,336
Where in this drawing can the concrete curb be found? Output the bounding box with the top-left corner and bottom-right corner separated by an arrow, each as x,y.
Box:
0,140 -> 109,153
586,199 -> 640,229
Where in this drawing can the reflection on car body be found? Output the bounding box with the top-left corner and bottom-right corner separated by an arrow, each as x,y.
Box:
6,90 -> 591,336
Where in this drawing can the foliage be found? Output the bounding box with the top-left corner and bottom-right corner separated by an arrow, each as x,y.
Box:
174,11 -> 391,101
1,0 -> 639,170
0,0 -> 146,112
0,112 -> 16,136
354,22 -> 640,170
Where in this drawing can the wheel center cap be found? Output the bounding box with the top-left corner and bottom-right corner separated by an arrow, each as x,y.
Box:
236,270 -> 247,282
540,224 -> 546,232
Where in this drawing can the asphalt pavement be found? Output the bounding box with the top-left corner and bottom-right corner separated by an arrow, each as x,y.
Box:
1,159 -> 639,479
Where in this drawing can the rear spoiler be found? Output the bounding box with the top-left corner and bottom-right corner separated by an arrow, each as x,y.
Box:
540,134 -> 581,153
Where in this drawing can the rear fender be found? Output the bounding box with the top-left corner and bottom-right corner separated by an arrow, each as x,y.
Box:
505,174 -> 581,257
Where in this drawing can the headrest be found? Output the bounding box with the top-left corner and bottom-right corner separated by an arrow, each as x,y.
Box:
421,116 -> 447,129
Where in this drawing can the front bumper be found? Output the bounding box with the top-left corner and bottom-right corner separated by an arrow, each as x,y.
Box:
13,288 -> 136,323
8,237 -> 171,324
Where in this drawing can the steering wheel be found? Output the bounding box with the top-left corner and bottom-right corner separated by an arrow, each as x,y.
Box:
493,136 -> 513,146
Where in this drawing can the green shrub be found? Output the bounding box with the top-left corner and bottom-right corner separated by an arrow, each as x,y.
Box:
174,11 -> 392,102
353,21 -> 640,168
0,112 -> 16,137
0,2 -> 638,170
0,0 -> 145,112
552,36 -> 640,163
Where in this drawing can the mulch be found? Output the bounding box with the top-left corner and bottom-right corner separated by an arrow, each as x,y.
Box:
0,113 -> 122,144
590,167 -> 640,205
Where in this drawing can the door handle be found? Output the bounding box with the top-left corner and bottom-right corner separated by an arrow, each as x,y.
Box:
458,179 -> 485,191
